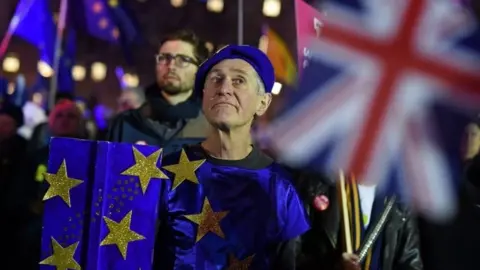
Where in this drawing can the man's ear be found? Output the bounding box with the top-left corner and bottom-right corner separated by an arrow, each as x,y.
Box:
255,93 -> 272,116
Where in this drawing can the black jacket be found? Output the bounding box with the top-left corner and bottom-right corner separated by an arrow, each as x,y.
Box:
292,171 -> 423,270
106,103 -> 209,147
418,155 -> 480,270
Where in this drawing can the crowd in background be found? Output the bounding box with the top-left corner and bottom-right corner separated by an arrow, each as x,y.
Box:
0,28 -> 478,269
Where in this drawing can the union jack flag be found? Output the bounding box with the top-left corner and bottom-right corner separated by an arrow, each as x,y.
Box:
266,0 -> 480,220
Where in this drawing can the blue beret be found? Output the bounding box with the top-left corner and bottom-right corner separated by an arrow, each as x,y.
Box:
194,45 -> 275,93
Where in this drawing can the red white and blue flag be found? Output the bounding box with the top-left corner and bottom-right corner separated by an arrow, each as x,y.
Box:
266,0 -> 480,220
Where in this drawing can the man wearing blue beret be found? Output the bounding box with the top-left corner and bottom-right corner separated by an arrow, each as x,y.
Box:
153,45 -> 310,269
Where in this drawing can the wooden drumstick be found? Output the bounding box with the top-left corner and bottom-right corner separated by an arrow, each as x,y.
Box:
338,170 -> 353,253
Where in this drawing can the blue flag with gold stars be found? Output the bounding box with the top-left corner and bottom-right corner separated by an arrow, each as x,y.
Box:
81,0 -> 139,44
40,137 -> 169,270
80,0 -> 139,63
154,145 -> 310,269
9,0 -> 55,66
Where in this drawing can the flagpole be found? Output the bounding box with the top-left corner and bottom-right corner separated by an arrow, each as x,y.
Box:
48,0 -> 68,110
0,32 -> 14,60
237,0 -> 243,45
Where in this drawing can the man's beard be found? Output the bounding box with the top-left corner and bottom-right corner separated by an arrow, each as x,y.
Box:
159,81 -> 191,95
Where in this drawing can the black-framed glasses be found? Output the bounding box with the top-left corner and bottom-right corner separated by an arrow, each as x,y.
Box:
155,53 -> 198,68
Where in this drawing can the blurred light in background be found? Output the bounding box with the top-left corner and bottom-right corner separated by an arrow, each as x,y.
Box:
205,41 -> 214,53
171,0 -> 185,8
271,82 -> 282,95
207,0 -> 223,12
263,0 -> 281,17
3,55 -> 20,73
72,65 -> 86,81
91,62 -> 107,82
7,82 -> 15,95
37,61 -> 54,78
122,73 -> 139,87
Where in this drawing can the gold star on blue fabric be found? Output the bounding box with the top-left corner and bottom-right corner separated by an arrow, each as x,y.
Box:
121,147 -> 168,194
43,160 -> 83,207
39,237 -> 81,270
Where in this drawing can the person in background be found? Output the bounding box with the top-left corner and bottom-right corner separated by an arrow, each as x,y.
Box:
27,92 -> 76,153
0,102 -> 27,269
18,99 -> 47,140
464,116 -> 480,185
10,99 -> 86,269
292,170 -> 422,270
95,87 -> 146,141
154,45 -> 310,269
107,30 -> 211,147
419,114 -> 480,270
117,87 -> 146,113
0,102 -> 26,199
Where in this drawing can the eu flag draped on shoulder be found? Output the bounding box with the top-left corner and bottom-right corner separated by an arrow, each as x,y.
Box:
40,45 -> 310,269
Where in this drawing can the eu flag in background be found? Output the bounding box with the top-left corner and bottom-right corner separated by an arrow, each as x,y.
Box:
81,0 -> 140,64
9,0 -> 55,66
82,0 -> 139,58
57,29 -> 76,93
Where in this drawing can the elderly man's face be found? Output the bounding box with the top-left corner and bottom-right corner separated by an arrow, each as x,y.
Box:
202,59 -> 272,130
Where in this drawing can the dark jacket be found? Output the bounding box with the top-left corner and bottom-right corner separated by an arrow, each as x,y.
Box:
418,155 -> 480,270
292,171 -> 423,270
107,85 -> 209,148
107,104 -> 209,145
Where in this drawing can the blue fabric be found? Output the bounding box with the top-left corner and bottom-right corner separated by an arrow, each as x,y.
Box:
57,29 -> 76,93
41,138 -> 165,270
155,147 -> 310,269
80,0 -> 140,64
195,45 -> 275,93
10,0 -> 55,66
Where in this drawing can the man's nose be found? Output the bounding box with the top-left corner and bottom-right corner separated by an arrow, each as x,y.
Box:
217,79 -> 234,95
166,58 -> 177,69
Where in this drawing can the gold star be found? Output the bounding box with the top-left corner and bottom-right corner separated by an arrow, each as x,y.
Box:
184,197 -> 229,243
228,254 -> 255,270
121,147 -> 168,194
43,160 -> 84,207
163,149 -> 205,190
100,211 -> 145,260
39,237 -> 81,270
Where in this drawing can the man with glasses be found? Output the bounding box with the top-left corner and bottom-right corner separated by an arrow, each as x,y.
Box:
107,30 -> 211,149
